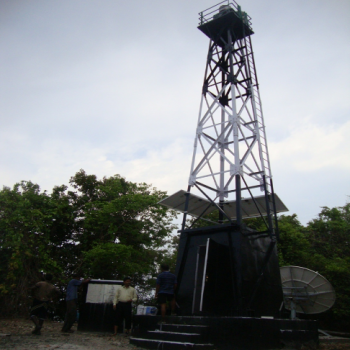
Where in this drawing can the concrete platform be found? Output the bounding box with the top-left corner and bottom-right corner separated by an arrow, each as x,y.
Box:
320,336 -> 350,344
130,337 -> 214,350
132,315 -> 319,350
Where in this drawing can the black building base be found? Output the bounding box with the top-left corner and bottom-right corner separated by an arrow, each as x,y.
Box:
175,224 -> 283,317
78,303 -> 114,332
132,315 -> 319,350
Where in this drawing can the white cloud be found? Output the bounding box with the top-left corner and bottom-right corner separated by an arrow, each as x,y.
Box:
270,120 -> 350,172
120,138 -> 192,193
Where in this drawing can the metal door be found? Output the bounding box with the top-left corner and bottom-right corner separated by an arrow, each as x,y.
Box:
192,238 -> 210,314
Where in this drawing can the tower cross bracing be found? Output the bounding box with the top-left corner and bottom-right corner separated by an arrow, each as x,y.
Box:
159,1 -> 287,236
190,32 -> 271,202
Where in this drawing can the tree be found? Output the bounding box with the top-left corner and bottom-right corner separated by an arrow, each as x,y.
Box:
68,170 -> 178,279
0,182 -> 65,314
0,170 -> 178,316
276,214 -> 311,267
305,204 -> 350,330
307,204 -> 350,260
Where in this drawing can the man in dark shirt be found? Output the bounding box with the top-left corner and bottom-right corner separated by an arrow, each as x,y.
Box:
155,264 -> 177,322
30,274 -> 61,335
61,274 -> 90,333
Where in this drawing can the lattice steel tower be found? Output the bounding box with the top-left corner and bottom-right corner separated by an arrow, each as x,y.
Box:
161,1 -> 287,234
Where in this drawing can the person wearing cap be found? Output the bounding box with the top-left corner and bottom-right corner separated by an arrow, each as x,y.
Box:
113,277 -> 137,336
61,274 -> 91,333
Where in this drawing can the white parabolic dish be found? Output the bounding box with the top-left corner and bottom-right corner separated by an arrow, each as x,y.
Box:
280,266 -> 336,314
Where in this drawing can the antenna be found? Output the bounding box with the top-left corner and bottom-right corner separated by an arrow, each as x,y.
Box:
280,266 -> 336,319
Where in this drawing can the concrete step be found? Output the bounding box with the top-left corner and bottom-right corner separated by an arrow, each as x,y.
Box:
160,324 -> 210,335
130,337 -> 215,350
147,330 -> 202,343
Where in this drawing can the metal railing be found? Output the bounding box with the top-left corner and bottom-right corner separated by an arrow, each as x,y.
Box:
198,0 -> 252,29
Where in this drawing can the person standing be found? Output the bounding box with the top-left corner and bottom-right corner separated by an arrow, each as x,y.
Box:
113,277 -> 137,336
30,273 -> 61,335
155,264 -> 177,322
61,274 -> 90,333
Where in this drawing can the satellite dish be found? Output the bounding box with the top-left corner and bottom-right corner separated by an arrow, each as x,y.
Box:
280,266 -> 336,317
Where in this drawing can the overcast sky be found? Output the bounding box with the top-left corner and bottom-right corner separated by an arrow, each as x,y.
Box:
1,0 -> 349,225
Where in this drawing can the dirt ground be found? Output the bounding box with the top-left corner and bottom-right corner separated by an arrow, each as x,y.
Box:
1,318 -> 350,350
0,318 -> 136,350
318,345 -> 350,350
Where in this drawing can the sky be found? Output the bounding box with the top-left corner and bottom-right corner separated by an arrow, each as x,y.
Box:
1,0 -> 350,226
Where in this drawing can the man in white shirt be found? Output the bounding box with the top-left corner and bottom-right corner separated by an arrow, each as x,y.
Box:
113,277 -> 137,336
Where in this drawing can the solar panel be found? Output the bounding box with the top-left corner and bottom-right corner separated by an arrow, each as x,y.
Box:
159,190 -> 288,219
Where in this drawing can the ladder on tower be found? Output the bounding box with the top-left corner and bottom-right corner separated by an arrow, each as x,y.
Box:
244,36 -> 272,183
243,35 -> 277,236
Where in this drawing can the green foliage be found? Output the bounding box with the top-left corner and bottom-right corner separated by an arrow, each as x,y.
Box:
158,234 -> 179,274
322,258 -> 350,320
307,204 -> 350,260
276,214 -> 310,267
82,243 -> 140,279
69,170 -> 177,251
0,181 -> 64,314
